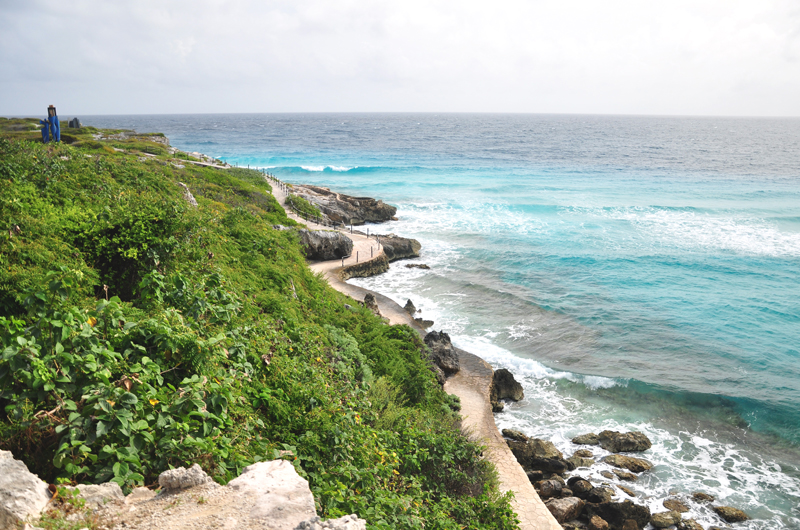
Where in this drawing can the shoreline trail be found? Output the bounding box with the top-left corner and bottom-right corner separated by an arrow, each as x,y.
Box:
269,180 -> 561,530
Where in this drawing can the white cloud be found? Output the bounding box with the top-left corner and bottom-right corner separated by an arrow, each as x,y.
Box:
1,0 -> 799,115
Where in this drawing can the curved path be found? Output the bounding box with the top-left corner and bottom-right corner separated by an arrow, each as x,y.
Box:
268,178 -> 561,530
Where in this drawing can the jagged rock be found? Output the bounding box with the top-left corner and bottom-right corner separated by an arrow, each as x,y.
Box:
423,330 -> 459,375
567,456 -> 595,469
534,479 -> 563,499
66,483 -> 124,507
712,505 -> 749,523
545,496 -> 584,523
676,519 -> 704,530
178,182 -> 198,207
295,514 -> 367,530
68,117 -> 82,128
692,491 -> 715,503
584,500 -> 651,530
430,364 -> 446,385
159,463 -> 212,491
414,317 -> 434,328
403,299 -> 416,315
292,185 -> 397,225
612,469 -> 637,481
0,451 -> 51,528
298,229 -> 353,260
492,400 -> 505,412
405,263 -> 430,269
363,293 -> 381,317
574,449 -> 594,458
227,460 -> 317,529
526,470 -> 544,484
572,433 -> 600,445
502,429 -> 528,442
490,368 -> 524,411
600,471 -> 615,480
602,454 -> 653,473
617,485 -> 636,498
585,486 -> 615,504
651,510 -> 682,528
588,515 -> 609,530
663,498 -> 689,513
507,438 -> 569,474
597,431 -> 652,453
377,234 -> 421,262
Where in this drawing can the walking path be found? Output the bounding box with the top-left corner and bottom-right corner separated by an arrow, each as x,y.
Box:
267,176 -> 561,530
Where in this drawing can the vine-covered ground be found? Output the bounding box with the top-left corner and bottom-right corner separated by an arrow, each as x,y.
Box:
0,118 -> 517,529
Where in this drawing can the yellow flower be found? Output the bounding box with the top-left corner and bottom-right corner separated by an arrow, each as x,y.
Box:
392,469 -> 399,475
107,400 -> 115,407
87,317 -> 97,327
149,398 -> 159,406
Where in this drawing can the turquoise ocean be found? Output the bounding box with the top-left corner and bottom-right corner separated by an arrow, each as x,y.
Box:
86,114 -> 800,528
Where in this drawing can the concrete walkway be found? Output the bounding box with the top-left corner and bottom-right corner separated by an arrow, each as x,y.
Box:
266,176 -> 561,529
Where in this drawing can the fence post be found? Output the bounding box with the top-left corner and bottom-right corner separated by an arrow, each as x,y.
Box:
357,251 -> 359,263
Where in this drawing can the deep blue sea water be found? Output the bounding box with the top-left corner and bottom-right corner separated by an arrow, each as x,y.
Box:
85,114 -> 800,528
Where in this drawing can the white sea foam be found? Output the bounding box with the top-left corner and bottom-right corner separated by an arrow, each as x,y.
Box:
300,165 -> 325,171
298,165 -> 356,172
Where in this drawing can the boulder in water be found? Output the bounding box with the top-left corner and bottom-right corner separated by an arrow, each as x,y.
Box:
598,431 -> 652,453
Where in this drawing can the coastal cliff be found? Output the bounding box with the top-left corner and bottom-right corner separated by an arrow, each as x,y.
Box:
292,184 -> 397,225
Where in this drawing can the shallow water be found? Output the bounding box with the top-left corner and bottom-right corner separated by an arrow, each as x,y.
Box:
85,113 -> 800,528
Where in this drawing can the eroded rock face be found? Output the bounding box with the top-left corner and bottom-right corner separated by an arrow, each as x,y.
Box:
67,483 -> 124,507
572,433 -> 600,445
662,498 -> 689,513
544,496 -> 584,523
534,479 -> 563,499
602,454 -> 653,473
588,514 -> 609,530
692,491 -> 715,503
0,451 -> 51,528
377,235 -> 421,262
490,368 -> 524,407
363,293 -> 381,317
227,460 -> 317,529
712,505 -> 749,523
501,428 -> 528,442
299,230 -> 353,261
292,185 -> 397,225
424,330 -> 460,375
403,299 -> 416,315
676,519 -> 704,530
159,463 -> 212,491
597,431 -> 652,453
507,438 -> 569,474
584,500 -> 651,530
650,510 -> 682,528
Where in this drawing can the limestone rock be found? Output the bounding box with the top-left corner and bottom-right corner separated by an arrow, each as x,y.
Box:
712,505 -> 749,523
612,469 -> 638,481
414,317 -> 434,329
597,431 -> 652,453
67,483 -> 124,507
507,438 -> 569,474
617,485 -> 636,498
377,235 -> 421,262
572,433 -> 600,445
651,510 -> 682,528
295,514 -> 367,530
227,460 -> 317,529
126,487 -> 156,503
566,477 -> 593,498
692,491 -> 715,503
423,330 -> 460,375
663,498 -> 689,513
544,496 -> 584,523
405,263 -> 430,269
299,229 -> 353,261
403,299 -> 416,315
534,479 -> 563,499
363,293 -> 381,316
159,463 -> 212,491
676,519 -> 704,530
0,451 -> 51,528
574,449 -> 594,458
602,454 -> 653,473
588,515 -> 609,530
567,456 -> 595,469
178,182 -> 198,207
490,368 -> 524,403
501,428 -> 528,442
292,185 -> 397,225
585,486 -> 615,504
584,500 -> 651,530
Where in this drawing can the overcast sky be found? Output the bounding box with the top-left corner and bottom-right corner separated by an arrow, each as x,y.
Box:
2,0 -> 799,116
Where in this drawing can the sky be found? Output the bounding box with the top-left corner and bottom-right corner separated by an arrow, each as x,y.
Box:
1,0 -> 799,117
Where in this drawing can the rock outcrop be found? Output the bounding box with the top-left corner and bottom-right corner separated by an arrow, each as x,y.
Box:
377,234 -> 421,262
0,450 -> 51,528
584,500 -> 651,530
159,463 -> 212,491
712,505 -> 749,523
545,496 -> 584,523
572,433 -> 600,445
292,185 -> 397,225
404,299 -> 416,315
66,482 -> 124,507
490,368 -> 524,410
602,454 -> 653,473
597,431 -> 652,453
650,510 -> 682,528
424,330 -> 460,375
506,437 -> 570,474
340,254 -> 389,280
299,229 -> 353,260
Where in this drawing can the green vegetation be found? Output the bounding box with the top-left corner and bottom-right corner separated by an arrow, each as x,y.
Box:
0,127 -> 517,529
286,193 -> 323,219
